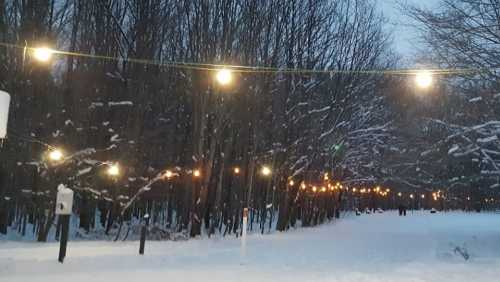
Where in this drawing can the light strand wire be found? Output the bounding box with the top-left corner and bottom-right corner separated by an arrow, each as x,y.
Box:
0,42 -> 492,75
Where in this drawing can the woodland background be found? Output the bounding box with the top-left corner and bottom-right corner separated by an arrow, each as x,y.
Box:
0,0 -> 499,241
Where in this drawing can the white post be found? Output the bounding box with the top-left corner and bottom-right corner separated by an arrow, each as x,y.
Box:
240,207 -> 248,264
0,90 -> 11,141
55,184 -> 74,263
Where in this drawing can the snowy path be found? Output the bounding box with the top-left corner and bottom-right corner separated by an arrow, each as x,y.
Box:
2,211 -> 500,282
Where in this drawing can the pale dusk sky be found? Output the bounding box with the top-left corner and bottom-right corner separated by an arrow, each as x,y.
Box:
377,0 -> 439,57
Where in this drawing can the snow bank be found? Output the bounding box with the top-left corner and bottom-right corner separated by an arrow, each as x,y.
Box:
2,212 -> 500,282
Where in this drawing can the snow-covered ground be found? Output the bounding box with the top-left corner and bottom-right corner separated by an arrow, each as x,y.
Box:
2,211 -> 500,282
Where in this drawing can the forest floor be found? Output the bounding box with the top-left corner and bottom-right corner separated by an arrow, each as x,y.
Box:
1,210 -> 500,282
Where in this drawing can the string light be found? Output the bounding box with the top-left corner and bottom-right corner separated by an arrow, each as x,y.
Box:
261,166 -> 271,176
415,70 -> 433,89
48,149 -> 64,161
215,69 -> 232,85
32,145 -> 493,206
0,39 -> 487,92
107,164 -> 120,177
31,142 -> 490,206
163,170 -> 174,179
33,47 -> 54,62
0,42 -> 485,76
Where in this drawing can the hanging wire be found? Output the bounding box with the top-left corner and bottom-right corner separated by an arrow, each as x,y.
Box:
0,41 -> 492,75
5,126 -> 55,149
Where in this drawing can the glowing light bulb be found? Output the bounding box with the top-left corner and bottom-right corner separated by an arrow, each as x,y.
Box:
33,47 -> 54,62
164,170 -> 173,179
48,149 -> 63,161
216,69 -> 232,85
261,166 -> 271,176
415,70 -> 433,89
108,164 -> 120,176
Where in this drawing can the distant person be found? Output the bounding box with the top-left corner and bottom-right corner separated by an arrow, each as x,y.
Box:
398,204 -> 407,216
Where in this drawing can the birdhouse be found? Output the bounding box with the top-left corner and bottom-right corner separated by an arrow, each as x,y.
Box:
56,184 -> 74,215
0,90 -> 10,139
